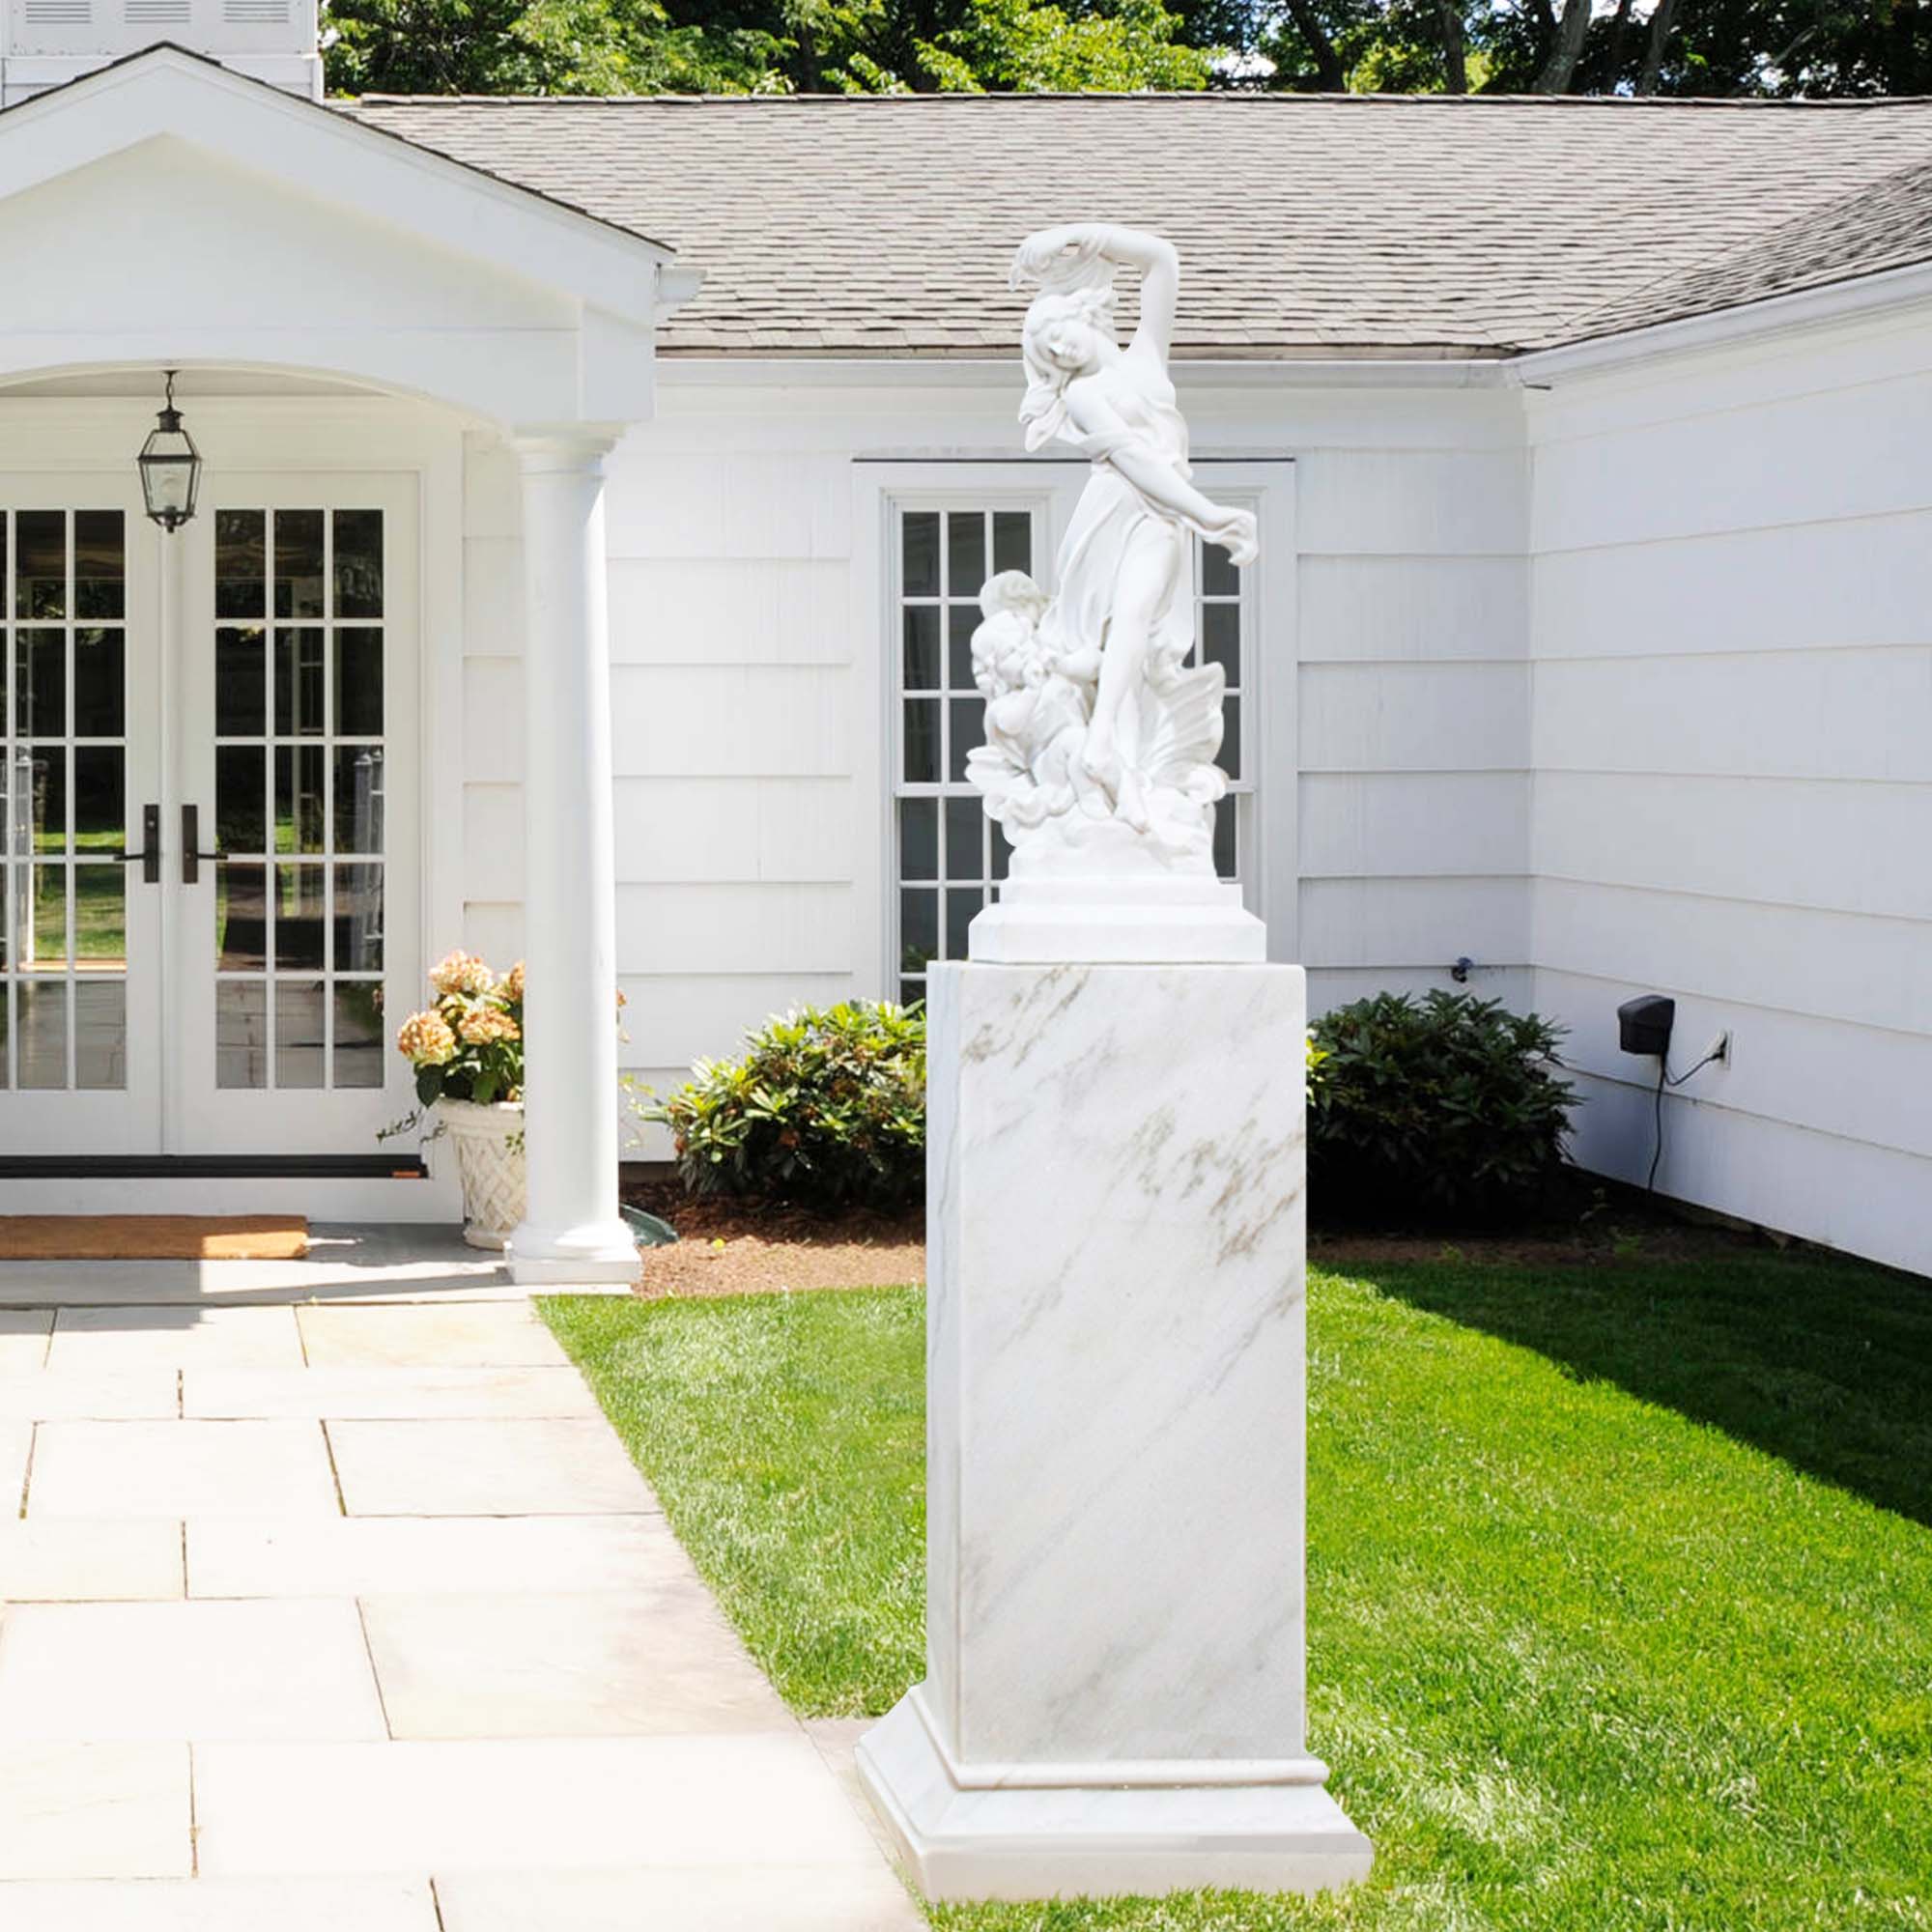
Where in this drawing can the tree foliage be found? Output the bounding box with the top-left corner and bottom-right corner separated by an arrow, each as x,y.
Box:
323,0 -> 1932,98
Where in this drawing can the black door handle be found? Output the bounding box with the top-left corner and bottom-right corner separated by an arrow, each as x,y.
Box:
110,805 -> 161,885
181,804 -> 223,886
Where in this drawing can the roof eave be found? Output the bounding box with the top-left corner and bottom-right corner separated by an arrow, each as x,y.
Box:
1514,254 -> 1932,384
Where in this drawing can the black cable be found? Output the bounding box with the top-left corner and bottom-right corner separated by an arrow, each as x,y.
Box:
1647,1044 -> 1726,1192
1647,1055 -> 1667,1192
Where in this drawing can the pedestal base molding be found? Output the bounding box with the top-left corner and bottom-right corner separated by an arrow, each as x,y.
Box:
858,1692 -> 1373,1904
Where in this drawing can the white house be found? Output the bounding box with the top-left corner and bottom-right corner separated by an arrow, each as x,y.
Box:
1,9 -> 1929,1280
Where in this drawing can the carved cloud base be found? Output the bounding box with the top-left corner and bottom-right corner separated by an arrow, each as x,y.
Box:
969,875 -> 1265,963
860,960 -> 1370,1903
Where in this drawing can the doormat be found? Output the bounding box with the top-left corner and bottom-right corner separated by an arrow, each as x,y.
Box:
0,1216 -> 309,1262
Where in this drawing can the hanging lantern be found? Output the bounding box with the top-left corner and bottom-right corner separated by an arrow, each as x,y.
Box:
137,370 -> 201,533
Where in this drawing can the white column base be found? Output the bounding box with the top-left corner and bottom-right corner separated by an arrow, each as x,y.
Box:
857,1691 -> 1373,1904
506,1219 -> 641,1287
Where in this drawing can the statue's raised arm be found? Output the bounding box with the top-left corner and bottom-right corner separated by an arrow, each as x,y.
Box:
966,226 -> 1257,887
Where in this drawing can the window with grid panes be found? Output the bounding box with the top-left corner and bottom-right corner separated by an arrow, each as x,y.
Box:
892,504 -> 1253,1006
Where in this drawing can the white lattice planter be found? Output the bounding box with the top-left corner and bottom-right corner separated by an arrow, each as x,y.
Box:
438,1099 -> 526,1251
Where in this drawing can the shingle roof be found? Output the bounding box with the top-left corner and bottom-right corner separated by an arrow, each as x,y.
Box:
343,93 -> 1932,357
1560,151 -> 1932,346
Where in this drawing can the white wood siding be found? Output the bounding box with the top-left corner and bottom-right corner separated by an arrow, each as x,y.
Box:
587,376 -> 1533,1115
1527,311 -> 1932,1273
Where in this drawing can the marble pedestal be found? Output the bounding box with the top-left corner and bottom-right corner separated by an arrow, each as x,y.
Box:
857,960 -> 1372,1903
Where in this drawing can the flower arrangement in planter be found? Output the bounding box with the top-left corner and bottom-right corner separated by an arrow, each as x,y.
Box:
393,952 -> 526,1250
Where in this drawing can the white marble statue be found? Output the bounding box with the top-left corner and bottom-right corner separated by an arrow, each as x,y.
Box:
968,224 -> 1259,875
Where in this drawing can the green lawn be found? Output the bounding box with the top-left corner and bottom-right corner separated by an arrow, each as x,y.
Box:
543,1253 -> 1932,1932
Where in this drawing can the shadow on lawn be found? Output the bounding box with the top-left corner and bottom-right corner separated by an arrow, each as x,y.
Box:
1355,1250 -> 1932,1527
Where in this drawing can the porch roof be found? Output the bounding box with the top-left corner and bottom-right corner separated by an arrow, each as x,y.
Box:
346,92 -> 1932,359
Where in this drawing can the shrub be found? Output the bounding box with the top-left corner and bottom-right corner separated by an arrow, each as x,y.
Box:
1308,990 -> 1576,1227
644,1002 -> 925,1212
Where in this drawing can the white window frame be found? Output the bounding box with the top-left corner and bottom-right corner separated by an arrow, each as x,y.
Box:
853,457 -> 1297,1000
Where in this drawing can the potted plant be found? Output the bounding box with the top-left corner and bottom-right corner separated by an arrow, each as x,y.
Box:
393,952 -> 526,1249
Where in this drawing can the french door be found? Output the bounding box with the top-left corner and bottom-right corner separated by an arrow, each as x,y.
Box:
0,472 -> 419,1160
0,487 -> 163,1151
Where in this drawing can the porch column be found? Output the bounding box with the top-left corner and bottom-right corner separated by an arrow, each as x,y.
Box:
505,430 -> 640,1286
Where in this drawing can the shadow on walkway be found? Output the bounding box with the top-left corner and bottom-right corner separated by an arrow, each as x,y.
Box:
1346,1249 -> 1932,1528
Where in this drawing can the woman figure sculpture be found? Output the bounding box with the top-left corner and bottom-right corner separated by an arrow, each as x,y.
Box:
968,223 -> 1258,873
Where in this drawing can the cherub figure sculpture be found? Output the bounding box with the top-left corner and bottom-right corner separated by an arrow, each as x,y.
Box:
965,223 -> 1259,877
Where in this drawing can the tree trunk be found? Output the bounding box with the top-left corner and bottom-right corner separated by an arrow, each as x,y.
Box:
1637,0 -> 1679,95
1605,0 -> 1636,85
1534,0 -> 1594,92
1285,0 -> 1347,92
1437,0 -> 1468,93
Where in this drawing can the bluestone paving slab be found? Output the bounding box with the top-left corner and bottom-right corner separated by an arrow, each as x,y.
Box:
0,1744 -> 190,1879
0,1599 -> 386,1742
187,1514 -> 683,1599
0,1309 -> 52,1373
0,1520 -> 185,1601
46,1307 -> 304,1373
327,1417 -> 656,1515
193,1735 -> 895,1875
297,1302 -> 571,1369
0,1877 -> 440,1929
432,1864 -> 923,1931
0,1370 -> 179,1422
183,1365 -> 598,1420
362,1585 -> 793,1739
28,1422 -> 339,1520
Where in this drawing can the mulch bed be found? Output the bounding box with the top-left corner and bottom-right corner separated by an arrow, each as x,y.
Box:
621,1179 -> 923,1300
622,1175 -> 1781,1300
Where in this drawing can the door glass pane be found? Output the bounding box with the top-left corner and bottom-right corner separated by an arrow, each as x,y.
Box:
215,628 -> 266,736
72,866 -> 124,968
215,863 -> 268,972
215,511 -> 266,619
944,797 -> 982,882
898,798 -> 937,881
210,507 -> 392,1095
31,863 -> 66,965
72,746 -> 123,852
332,747 -> 383,854
74,513 -> 125,621
333,511 -> 384,618
74,980 -> 126,1090
16,629 -> 64,736
27,751 -> 64,852
73,630 -> 125,736
16,980 -> 67,1089
902,609 -> 940,692
216,980 -> 268,1090
275,510 -> 326,620
274,746 -> 325,854
215,747 -> 267,854
274,864 -> 326,972
334,864 -> 384,973
333,983 -> 384,1088
274,629 -> 326,737
334,630 -> 383,735
14,512 -> 64,619
2,507 -> 130,1095
275,979 -> 326,1088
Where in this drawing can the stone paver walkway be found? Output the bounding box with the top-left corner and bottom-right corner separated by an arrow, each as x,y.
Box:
0,1233 -> 920,1930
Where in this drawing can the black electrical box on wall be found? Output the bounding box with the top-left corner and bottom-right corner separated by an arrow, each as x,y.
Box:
1617,994 -> 1676,1059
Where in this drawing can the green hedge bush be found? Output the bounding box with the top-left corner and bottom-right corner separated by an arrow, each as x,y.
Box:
644,1001 -> 925,1212
1308,990 -> 1577,1226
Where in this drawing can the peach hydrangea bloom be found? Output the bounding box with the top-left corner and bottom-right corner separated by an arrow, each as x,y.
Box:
397,1009 -> 458,1065
457,1004 -> 521,1047
430,951 -> 495,998
499,961 -> 526,1003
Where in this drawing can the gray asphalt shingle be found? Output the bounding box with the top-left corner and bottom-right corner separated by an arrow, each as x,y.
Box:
342,92 -> 1932,356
